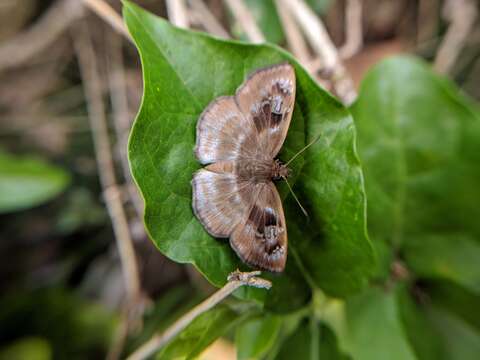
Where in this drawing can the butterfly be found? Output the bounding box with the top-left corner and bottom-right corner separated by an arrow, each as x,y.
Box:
192,63 -> 296,272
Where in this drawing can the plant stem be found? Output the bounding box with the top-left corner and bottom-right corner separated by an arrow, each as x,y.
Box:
73,19 -> 142,310
224,0 -> 265,43
0,0 -> 84,72
126,270 -> 272,360
280,0 -> 357,105
82,0 -> 132,41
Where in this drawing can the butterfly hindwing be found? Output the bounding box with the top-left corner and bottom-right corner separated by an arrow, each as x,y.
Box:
230,182 -> 287,272
192,169 -> 255,238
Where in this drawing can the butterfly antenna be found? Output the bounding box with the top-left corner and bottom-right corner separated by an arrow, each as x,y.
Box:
285,134 -> 322,167
283,177 -> 309,219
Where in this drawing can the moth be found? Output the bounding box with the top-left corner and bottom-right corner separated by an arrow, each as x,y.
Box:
192,63 -> 296,272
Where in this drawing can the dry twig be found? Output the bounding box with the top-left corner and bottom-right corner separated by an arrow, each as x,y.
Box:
0,0 -> 84,72
189,0 -> 231,38
280,0 -> 357,104
434,0 -> 477,74
339,0 -> 363,59
166,0 -> 190,28
416,0 -> 440,45
105,31 -> 144,219
224,0 -> 265,43
274,0 -> 311,65
73,20 -> 141,311
82,0 -> 132,41
126,270 -> 272,360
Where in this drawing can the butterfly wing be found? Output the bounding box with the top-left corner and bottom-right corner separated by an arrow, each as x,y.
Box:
195,63 -> 296,164
194,96 -> 258,165
235,63 -> 296,158
193,63 -> 294,272
192,169 -> 255,238
230,182 -> 287,272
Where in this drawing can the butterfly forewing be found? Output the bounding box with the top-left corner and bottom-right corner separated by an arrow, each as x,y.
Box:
192,63 -> 296,272
194,96 -> 257,164
235,63 -> 295,158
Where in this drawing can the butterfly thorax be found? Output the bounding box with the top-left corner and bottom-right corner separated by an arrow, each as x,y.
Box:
232,158 -> 289,183
271,159 -> 290,180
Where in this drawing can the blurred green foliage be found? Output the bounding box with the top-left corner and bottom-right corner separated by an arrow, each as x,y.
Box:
0,150 -> 70,213
123,2 -> 480,358
0,289 -> 117,359
2,1 -> 479,359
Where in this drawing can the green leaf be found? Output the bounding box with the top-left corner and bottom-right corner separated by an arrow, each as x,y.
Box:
154,305 -> 245,360
398,281 -> 480,360
235,314 -> 282,360
55,188 -> 107,234
127,285 -> 199,353
275,317 -> 347,360
397,285 -> 443,360
402,234 -> 480,294
424,279 -> 480,331
0,338 -> 51,360
263,308 -> 310,360
427,306 -> 480,360
341,287 -> 416,360
351,56 -> 480,283
0,150 -> 70,213
0,289 -> 117,359
124,1 -> 374,304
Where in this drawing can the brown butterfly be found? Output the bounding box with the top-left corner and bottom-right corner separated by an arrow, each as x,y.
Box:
192,63 -> 296,272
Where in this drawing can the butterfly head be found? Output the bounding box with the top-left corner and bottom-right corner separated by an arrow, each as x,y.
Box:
272,159 -> 290,181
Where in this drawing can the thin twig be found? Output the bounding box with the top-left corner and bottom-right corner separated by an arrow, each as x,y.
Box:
105,31 -> 144,219
224,0 -> 265,43
274,0 -> 311,65
0,0 -> 84,72
73,21 -> 141,306
434,0 -> 477,74
166,0 -> 190,28
280,0 -> 337,70
280,0 -> 357,104
126,270 -> 272,360
339,0 -> 363,59
189,0 -> 231,38
82,0 -> 132,41
416,0 -> 440,46
106,311 -> 130,360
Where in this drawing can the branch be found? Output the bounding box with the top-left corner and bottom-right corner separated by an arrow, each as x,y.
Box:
0,0 -> 84,72
434,0 -> 477,74
105,31 -> 144,219
339,0 -> 363,59
280,0 -> 357,105
416,0 -> 440,45
126,270 -> 272,360
82,0 -> 132,41
72,21 -> 141,305
189,0 -> 231,38
224,0 -> 265,43
166,0 -> 190,28
274,0 -> 311,65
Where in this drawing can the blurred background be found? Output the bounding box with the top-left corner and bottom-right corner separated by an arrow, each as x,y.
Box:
0,0 -> 478,359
